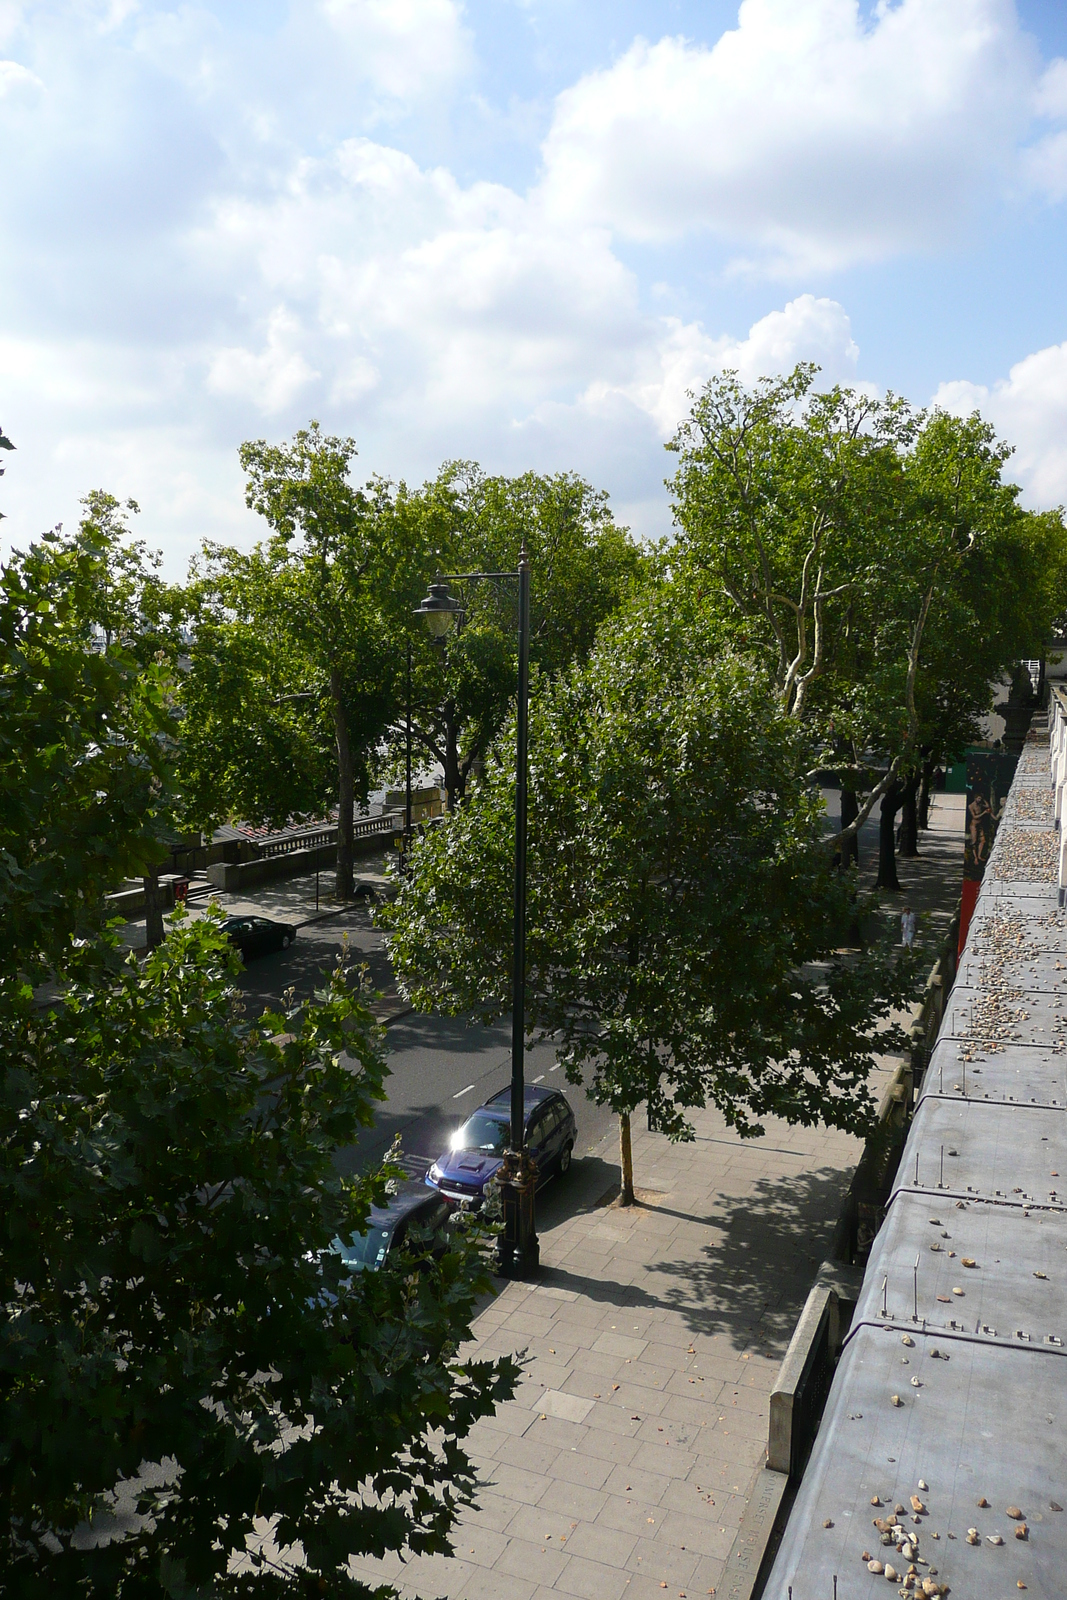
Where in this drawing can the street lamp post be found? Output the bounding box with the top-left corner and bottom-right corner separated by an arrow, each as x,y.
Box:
405,640 -> 413,854
414,545 -> 539,1277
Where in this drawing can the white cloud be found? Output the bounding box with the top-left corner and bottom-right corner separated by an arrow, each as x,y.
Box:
1022,129 -> 1067,201
319,0 -> 472,101
933,342 -> 1067,507
94,0 -> 141,33
191,139 -> 856,447
1034,56 -> 1067,119
1021,56 -> 1067,200
206,309 -> 321,414
583,294 -> 859,437
538,0 -> 1035,271
0,56 -> 41,95
195,137 -> 641,423
725,294 -> 859,387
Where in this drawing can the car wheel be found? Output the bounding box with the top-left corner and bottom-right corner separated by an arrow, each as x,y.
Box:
282,933 -> 292,950
558,1141 -> 573,1176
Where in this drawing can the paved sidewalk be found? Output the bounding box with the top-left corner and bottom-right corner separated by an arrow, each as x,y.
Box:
353,1106 -> 878,1600
115,857 -> 394,943
349,796 -> 966,1600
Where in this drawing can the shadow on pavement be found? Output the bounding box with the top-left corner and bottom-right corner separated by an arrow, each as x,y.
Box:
647,1164 -> 853,1355
491,1164 -> 852,1357
536,1155 -> 619,1227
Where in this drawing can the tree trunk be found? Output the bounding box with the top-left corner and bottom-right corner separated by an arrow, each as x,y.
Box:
897,772 -> 920,857
443,707 -> 462,810
618,1112 -> 635,1207
917,758 -> 934,830
143,870 -> 165,950
839,786 -> 859,870
875,780 -> 903,890
331,667 -> 354,901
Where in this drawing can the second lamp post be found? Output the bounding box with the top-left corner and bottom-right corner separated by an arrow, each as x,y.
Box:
414,543 -> 538,1277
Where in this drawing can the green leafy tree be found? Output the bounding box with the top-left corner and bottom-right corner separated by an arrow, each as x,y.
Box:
894,495 -> 1067,854
181,426 -> 441,897
0,919 -> 518,1595
668,370 -> 1067,887
382,596 -> 914,1201
68,491 -> 186,944
176,542 -> 343,831
390,464 -> 646,809
0,517 -> 174,977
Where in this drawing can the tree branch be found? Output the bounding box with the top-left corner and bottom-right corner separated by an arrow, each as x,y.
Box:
829,755 -> 904,850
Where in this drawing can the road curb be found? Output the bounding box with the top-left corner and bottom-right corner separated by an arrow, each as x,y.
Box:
377,1004 -> 415,1027
293,903 -> 369,930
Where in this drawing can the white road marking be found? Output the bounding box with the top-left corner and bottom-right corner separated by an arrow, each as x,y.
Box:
452,1083 -> 475,1099
549,1064 -> 560,1071
533,1074 -> 545,1083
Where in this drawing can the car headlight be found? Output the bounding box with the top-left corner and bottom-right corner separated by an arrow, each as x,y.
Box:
429,1163 -> 442,1182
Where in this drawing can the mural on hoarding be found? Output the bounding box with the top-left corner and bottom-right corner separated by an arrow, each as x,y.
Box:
963,753 -> 1018,879
959,750 -> 1019,953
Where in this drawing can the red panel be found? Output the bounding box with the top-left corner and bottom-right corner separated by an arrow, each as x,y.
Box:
957,876 -> 980,958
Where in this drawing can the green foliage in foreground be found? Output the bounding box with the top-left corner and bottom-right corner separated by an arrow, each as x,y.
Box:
0,519 -> 175,980
0,917 -> 518,1597
383,596 -> 918,1154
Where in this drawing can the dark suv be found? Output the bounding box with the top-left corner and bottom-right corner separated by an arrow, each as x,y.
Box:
426,1084 -> 577,1205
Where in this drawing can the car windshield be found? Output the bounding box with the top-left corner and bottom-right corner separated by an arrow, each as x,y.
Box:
333,1226 -> 393,1272
452,1112 -> 509,1155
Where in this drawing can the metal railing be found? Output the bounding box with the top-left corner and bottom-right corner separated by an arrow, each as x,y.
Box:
257,828 -> 336,860
255,814 -> 398,860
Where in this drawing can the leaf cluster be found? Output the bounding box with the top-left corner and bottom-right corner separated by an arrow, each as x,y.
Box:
0,516 -> 175,976
381,463 -> 647,804
0,918 -> 517,1596
176,426 -> 443,830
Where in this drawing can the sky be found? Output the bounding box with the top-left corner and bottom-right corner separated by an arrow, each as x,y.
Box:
5,0 -> 1067,572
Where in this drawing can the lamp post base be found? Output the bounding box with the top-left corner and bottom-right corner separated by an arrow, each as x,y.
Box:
495,1150 -> 540,1278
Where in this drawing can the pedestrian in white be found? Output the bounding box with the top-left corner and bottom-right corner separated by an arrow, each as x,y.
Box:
901,905 -> 918,948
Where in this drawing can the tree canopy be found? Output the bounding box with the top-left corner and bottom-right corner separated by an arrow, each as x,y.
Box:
0,514 -> 175,978
387,463 -> 647,809
667,366 -> 1067,877
178,425 -> 442,896
382,595 -> 915,1199
1,919 -> 517,1596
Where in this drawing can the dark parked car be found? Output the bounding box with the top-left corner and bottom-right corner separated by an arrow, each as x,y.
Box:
328,1184 -> 453,1274
220,915 -> 296,958
426,1084 -> 577,1205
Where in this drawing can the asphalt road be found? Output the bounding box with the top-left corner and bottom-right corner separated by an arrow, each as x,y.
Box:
234,908 -> 619,1212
